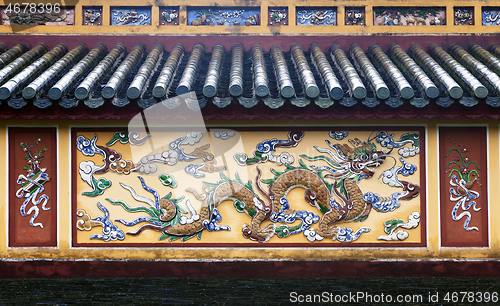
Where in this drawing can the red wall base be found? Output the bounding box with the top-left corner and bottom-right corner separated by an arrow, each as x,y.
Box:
1,259 -> 500,278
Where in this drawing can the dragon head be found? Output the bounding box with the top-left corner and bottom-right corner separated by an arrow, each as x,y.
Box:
336,138 -> 386,178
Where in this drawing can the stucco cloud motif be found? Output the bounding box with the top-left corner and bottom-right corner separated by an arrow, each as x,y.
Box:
377,211 -> 420,241
202,208 -> 230,232
334,227 -> 371,242
213,130 -> 236,140
76,202 -> 125,242
106,131 -> 152,147
398,158 -> 417,176
132,133 -> 202,174
77,134 -> 115,197
184,164 -> 205,178
181,132 -> 203,146
134,161 -> 157,174
161,150 -> 180,165
380,167 -> 403,188
234,131 -> 303,166
129,131 -> 151,146
304,228 -> 324,242
399,146 -> 420,157
273,152 -> 294,166
329,131 -> 348,140
269,197 -> 320,239
375,131 -> 396,148
77,134 -> 104,156
379,157 -> 417,188
378,230 -> 409,241
79,160 -> 99,185
78,160 -> 111,196
374,131 -> 420,158
363,192 -> 403,212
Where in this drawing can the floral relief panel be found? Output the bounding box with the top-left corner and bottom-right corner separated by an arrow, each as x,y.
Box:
72,127 -> 425,247
111,7 -> 151,26
483,8 -> 500,26
269,7 -> 287,25
296,7 -> 336,26
346,7 -> 365,26
9,128 -> 57,247
374,7 -> 445,26
454,7 -> 474,26
2,6 -> 74,25
160,7 -> 179,25
439,127 -> 488,247
188,7 -> 260,26
83,6 -> 102,26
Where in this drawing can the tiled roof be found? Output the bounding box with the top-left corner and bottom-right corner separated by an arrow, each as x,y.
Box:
1,38 -> 500,120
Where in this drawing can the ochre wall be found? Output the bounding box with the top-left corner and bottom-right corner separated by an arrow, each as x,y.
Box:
0,0 -> 498,35
0,118 -> 499,260
72,129 -> 424,247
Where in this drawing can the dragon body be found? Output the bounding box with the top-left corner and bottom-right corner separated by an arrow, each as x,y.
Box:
106,136 -> 420,242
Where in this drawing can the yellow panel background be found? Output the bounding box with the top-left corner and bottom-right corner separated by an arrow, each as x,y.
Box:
75,129 -> 422,245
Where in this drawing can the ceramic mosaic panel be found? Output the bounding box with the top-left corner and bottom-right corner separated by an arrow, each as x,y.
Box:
83,6 -> 102,26
296,7 -> 336,26
269,7 -> 288,25
111,7 -> 151,26
374,7 -> 446,26
1,6 -> 74,25
454,7 -> 474,25
160,7 -> 179,25
72,127 -> 425,248
483,8 -> 500,26
346,7 -> 365,26
9,128 -> 57,247
187,7 -> 260,26
439,127 -> 488,247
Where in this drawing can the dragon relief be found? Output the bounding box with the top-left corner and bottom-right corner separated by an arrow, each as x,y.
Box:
95,134 -> 420,243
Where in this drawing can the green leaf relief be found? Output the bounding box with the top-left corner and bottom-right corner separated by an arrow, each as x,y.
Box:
248,207 -> 257,217
159,234 -> 170,241
318,203 -> 329,215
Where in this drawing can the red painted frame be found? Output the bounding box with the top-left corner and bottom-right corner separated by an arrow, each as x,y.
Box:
71,126 -> 426,248
8,127 -> 58,247
439,126 -> 489,247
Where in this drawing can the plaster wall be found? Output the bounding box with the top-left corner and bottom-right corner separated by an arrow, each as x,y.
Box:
0,118 -> 498,261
